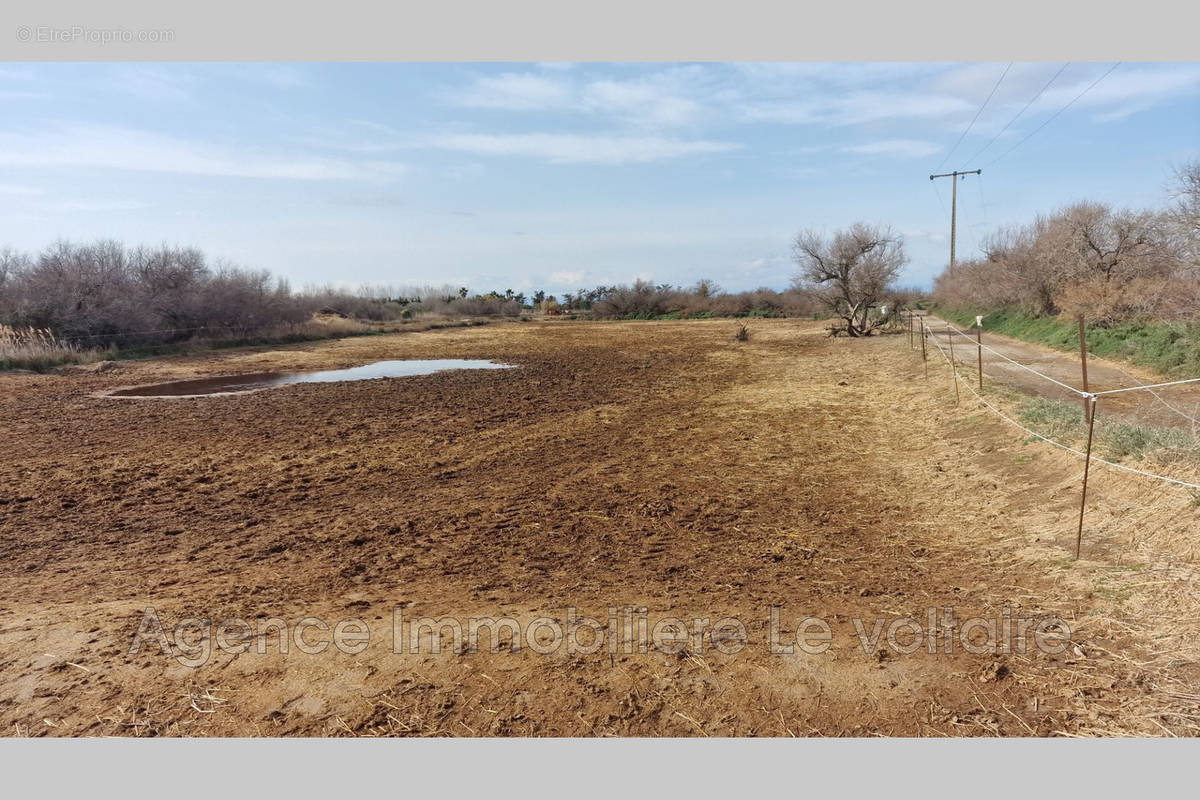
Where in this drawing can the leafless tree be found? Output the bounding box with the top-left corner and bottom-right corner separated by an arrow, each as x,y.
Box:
1049,202 -> 1172,284
1169,160 -> 1200,270
792,223 -> 906,336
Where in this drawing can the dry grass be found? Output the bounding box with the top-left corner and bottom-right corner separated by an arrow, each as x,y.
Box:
918,335 -> 1200,735
0,324 -> 85,371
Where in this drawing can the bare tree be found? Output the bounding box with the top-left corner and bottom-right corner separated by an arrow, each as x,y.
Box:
1170,160 -> 1200,270
792,223 -> 906,336
1050,202 -> 1172,283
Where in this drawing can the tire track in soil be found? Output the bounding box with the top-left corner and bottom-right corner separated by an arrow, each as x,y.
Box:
0,319 -> 1188,736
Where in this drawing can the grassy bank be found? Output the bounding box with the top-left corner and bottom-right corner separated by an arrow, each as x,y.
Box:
1016,394 -> 1199,464
937,306 -> 1200,378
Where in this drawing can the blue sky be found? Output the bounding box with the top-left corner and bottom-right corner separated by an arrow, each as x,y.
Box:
1,62 -> 1197,293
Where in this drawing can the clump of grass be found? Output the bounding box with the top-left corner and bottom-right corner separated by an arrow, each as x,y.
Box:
1103,421 -> 1194,461
1018,396 -> 1087,442
0,324 -> 85,371
734,323 -> 751,342
1018,395 -> 1200,463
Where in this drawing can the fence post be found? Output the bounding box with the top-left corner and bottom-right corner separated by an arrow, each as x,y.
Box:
1075,395 -> 1098,559
946,325 -> 960,405
1078,315 -> 1091,424
976,324 -> 983,391
921,321 -> 928,378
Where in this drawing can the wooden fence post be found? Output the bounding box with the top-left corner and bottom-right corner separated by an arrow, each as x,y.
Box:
946,325 -> 960,405
976,325 -> 983,391
921,320 -> 928,378
1075,395 -> 1098,559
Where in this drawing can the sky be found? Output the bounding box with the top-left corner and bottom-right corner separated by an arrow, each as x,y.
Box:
1,62 -> 1197,294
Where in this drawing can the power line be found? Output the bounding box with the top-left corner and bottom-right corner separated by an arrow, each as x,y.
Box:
976,172 -> 989,228
984,62 -> 1122,168
933,62 -> 1012,173
930,178 -> 947,216
963,62 -> 1071,168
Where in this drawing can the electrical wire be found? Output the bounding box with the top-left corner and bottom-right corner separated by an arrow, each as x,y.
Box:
963,62 -> 1071,168
984,63 -> 1121,168
933,62 -> 1012,173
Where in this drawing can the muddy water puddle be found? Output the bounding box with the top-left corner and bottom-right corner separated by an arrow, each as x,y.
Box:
107,359 -> 513,398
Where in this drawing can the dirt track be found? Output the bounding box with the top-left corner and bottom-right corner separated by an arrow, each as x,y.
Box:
924,317 -> 1200,431
3,319 -> 1199,736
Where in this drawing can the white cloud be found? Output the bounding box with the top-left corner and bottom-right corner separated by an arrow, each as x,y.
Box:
446,162 -> 486,181
841,139 -> 941,158
43,199 -> 149,212
743,92 -> 972,126
0,125 -> 406,181
929,63 -> 1200,135
549,271 -> 584,284
432,133 -> 739,165
582,79 -> 702,127
733,62 -> 948,89
455,73 -> 573,110
0,183 -> 42,195
0,89 -> 48,100
1047,65 -> 1200,120
107,65 -> 196,102
453,67 -> 717,128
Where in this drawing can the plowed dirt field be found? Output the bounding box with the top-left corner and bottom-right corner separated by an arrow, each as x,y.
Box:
3,319 -> 1199,736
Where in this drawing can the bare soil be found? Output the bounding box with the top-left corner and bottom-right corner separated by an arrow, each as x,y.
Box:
3,318 -> 1199,736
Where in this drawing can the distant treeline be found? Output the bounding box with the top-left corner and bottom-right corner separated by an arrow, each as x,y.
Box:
0,240 -> 528,347
933,161 -> 1200,327
0,239 -> 850,352
567,280 -> 826,319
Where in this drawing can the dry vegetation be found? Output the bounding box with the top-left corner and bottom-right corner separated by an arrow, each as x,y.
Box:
0,241 -> 531,369
0,239 -> 854,371
0,325 -> 79,371
3,318 -> 1200,736
935,161 -> 1200,326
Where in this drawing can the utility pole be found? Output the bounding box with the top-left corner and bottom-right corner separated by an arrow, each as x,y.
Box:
929,169 -> 981,273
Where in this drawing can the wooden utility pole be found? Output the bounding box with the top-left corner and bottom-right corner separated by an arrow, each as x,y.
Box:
929,169 -> 982,272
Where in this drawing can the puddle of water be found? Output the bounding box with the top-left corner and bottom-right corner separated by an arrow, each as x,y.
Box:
107,359 -> 513,398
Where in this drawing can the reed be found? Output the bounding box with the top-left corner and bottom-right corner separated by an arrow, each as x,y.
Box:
0,324 -> 83,370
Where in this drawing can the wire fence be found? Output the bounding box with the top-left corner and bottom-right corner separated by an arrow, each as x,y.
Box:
928,320 -> 1200,447
919,318 -> 1200,490
901,311 -> 1200,558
